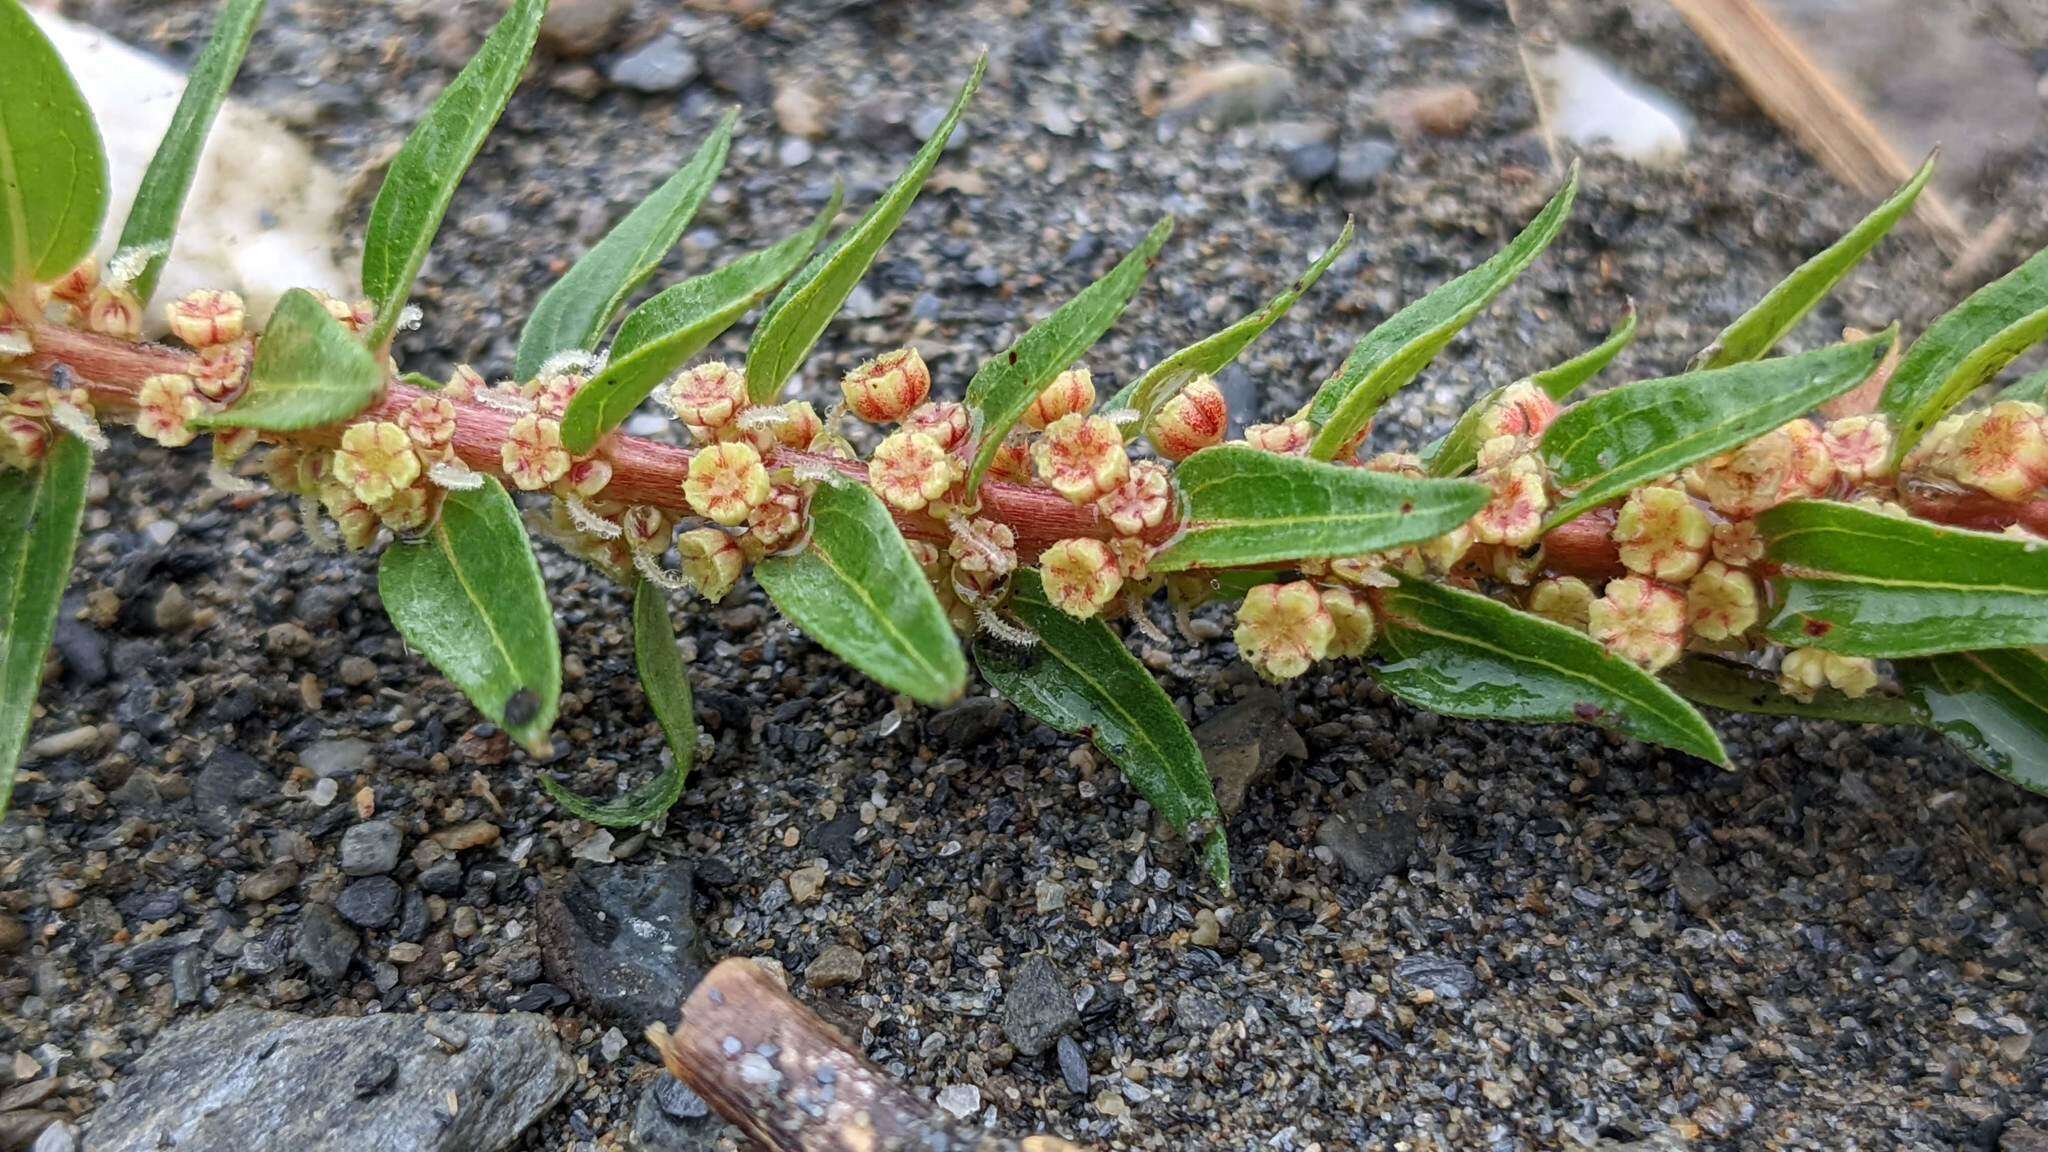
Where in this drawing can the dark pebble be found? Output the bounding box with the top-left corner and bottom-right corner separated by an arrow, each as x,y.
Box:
336,877 -> 402,929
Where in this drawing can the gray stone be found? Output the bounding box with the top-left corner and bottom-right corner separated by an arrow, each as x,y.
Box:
1173,990 -> 1228,1032
294,904 -> 359,982
337,877 -> 402,929
1672,859 -> 1722,913
536,858 -> 710,1026
1316,783 -> 1419,885
928,696 -> 1008,747
1334,139 -> 1400,192
192,748 -> 270,837
341,821 -> 402,876
608,34 -> 699,94
1285,142 -> 1337,185
1001,954 -> 1079,1057
33,1121 -> 79,1152
1394,954 -> 1478,1000
86,1008 -> 571,1152
630,1077 -> 729,1151
1056,1035 -> 1090,1095
806,944 -> 865,989
539,0 -> 626,57
1195,689 -> 1306,819
302,739 -> 374,780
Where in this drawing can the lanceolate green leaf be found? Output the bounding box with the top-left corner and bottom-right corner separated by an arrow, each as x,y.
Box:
1664,656 -> 1926,726
114,0 -> 267,305
559,189 -> 842,454
542,581 -> 696,826
0,435 -> 90,817
1693,154 -> 1934,370
360,0 -> 543,348
194,288 -> 383,431
1900,649 -> 2048,795
755,482 -> 966,706
975,570 -> 1228,887
963,217 -> 1174,491
514,111 -> 735,380
1759,499 -> 2048,657
745,54 -> 986,403
0,0 -> 109,290
1540,329 -> 1894,530
1424,308 -> 1637,477
1107,220 -> 1353,441
1302,164 -> 1578,461
1373,575 -> 1728,765
1882,239 -> 2048,465
378,476 -> 561,754
1150,445 -> 1486,572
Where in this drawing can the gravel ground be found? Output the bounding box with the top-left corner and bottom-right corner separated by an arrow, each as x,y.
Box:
8,0 -> 2048,1149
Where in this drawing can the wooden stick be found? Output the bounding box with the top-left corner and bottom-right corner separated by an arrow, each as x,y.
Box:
1667,0 -> 1968,252
649,958 -> 1090,1152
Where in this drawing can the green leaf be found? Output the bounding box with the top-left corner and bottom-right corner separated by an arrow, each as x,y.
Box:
194,287 -> 384,431
2001,365 -> 2048,405
1373,575 -> 1727,765
0,0 -> 109,290
962,217 -> 1174,491
744,54 -> 985,403
0,435 -> 90,817
1758,499 -> 2048,657
541,580 -> 696,826
378,476 -> 561,754
1150,445 -> 1487,572
1301,164 -> 1578,460
360,0 -> 543,348
1106,220 -> 1352,442
1663,656 -> 1926,726
1899,649 -> 2048,795
755,481 -> 966,705
559,189 -> 842,455
1693,154 -> 1934,370
1882,238 -> 2048,465
513,111 -> 735,381
1424,308 -> 1637,477
114,0 -> 266,305
975,570 -> 1228,886
1540,329 -> 1894,530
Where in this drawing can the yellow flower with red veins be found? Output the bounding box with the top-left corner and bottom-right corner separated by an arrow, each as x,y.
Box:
1779,418 -> 1836,498
1096,461 -> 1172,536
870,430 -> 960,512
1613,486 -> 1710,581
336,421 -> 423,505
1244,420 -> 1311,456
1820,415 -> 1893,484
501,415 -> 571,491
747,487 -> 806,553
901,400 -> 971,453
86,285 -> 142,340
676,528 -> 745,601
376,485 -> 435,534
949,517 -> 1018,582
1234,581 -> 1334,681
1527,576 -> 1593,631
987,432 -> 1034,483
136,373 -> 203,449
1039,538 -> 1123,619
841,349 -> 931,424
1470,455 -> 1548,548
192,341 -> 251,403
559,458 -> 613,499
1949,400 -> 2048,500
400,395 -> 458,452
1321,586 -> 1376,658
1780,648 -> 1880,701
1685,561 -> 1759,642
666,362 -> 748,432
1478,381 -> 1560,440
1023,366 -> 1095,430
531,373 -> 583,420
1034,413 -> 1129,504
1148,376 -> 1228,461
684,441 -> 770,525
1588,577 -> 1686,672
166,289 -> 247,347
1685,428 -> 1794,517
1711,518 -> 1763,567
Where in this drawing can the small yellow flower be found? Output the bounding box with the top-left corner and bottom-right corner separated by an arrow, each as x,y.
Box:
530,373 -> 584,420
558,457 -> 614,500
948,517 -> 1017,583
987,432 -> 1035,483
336,421 -> 423,504
666,362 -> 749,432
1418,523 -> 1472,574
622,505 -> 671,553
684,441 -> 770,525
1469,454 -> 1548,548
501,415 -> 571,491
1233,581 -> 1334,681
1780,648 -> 1880,701
166,289 -> 247,347
86,285 -> 142,340
869,430 -> 960,512
1039,538 -> 1123,619
320,481 -> 382,551
136,373 -> 203,449
1686,561 -> 1759,642
746,487 -> 806,553
399,394 -> 458,452
1780,418 -> 1837,498
1588,576 -> 1686,672
191,341 -> 251,403
1527,576 -> 1593,632
1685,428 -> 1795,517
676,528 -> 745,601
1613,486 -> 1710,582
376,485 -> 435,534
1023,366 -> 1096,430
1711,518 -> 1764,568
0,412 -> 50,471
1244,419 -> 1311,456
1949,400 -> 2048,501
1034,413 -> 1130,505
1821,414 -> 1894,484
49,259 -> 98,304
1096,461 -> 1173,536
1321,586 -> 1376,658
840,348 -> 931,424
1148,376 -> 1229,461
901,400 -> 971,453
1477,380 -> 1560,440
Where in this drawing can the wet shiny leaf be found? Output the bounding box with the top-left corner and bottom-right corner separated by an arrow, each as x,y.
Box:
1900,648 -> 2048,795
0,435 -> 90,816
1664,655 -> 1925,726
0,0 -> 108,288
1882,237 -> 2048,465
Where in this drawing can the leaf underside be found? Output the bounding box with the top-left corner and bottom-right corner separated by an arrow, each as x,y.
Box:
0,0 -> 110,289
0,435 -> 91,817
542,580 -> 695,826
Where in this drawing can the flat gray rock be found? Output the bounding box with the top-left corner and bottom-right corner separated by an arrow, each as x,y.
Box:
87,1008 -> 572,1152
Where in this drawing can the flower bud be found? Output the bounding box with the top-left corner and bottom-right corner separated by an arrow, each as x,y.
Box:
0,412 -> 50,471
192,340 -> 252,403
623,504 -> 672,553
1233,581 -> 1334,681
1587,576 -> 1686,672
948,517 -> 1017,584
1478,381 -> 1560,440
684,441 -> 770,525
136,373 -> 203,448
1780,648 -> 1880,701
444,364 -> 486,401
1034,413 -> 1130,505
1469,455 -> 1548,548
900,400 -> 971,454
1244,419 -> 1311,457
1527,576 -> 1593,631
1821,414 -> 1894,484
559,457 -> 614,500
86,285 -> 143,340
531,373 -> 583,420
1096,461 -> 1173,536
1419,523 -> 1473,574
1780,418 -> 1836,498
166,290 -> 247,347
677,528 -> 745,602
501,415 -> 572,491
1710,518 -> 1763,568
840,348 -> 931,424
870,429 -> 961,512
987,432 -> 1034,483
1613,486 -> 1711,582
1148,376 -> 1228,461
666,362 -> 749,431
212,423 -> 260,465
336,421 -> 423,505
319,480 -> 383,551
1686,561 -> 1759,642
747,486 -> 806,553
1039,538 -> 1123,619
1023,366 -> 1095,430
1948,400 -> 2048,501
1107,537 -> 1151,582
376,485 -> 435,535
1320,586 -> 1376,658
400,394 -> 458,452
49,260 -> 98,304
